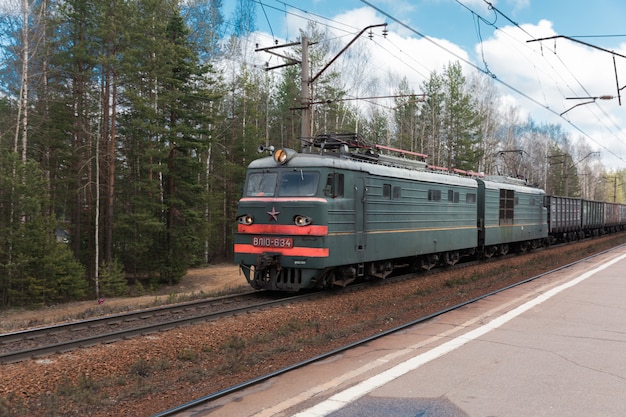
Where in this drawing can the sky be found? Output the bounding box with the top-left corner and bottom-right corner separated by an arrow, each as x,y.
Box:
223,0 -> 626,171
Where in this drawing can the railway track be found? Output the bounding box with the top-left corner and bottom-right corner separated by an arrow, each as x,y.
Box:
151,245 -> 625,417
0,241 -> 568,365
0,237 -> 593,366
0,256 -> 483,365
1,236 -> 624,417
0,290 -> 317,364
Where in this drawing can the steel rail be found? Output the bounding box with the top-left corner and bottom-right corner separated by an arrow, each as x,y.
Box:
0,291 -> 315,364
0,290 -> 262,344
151,244 -> 626,417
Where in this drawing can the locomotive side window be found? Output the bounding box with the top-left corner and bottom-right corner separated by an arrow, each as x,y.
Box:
428,189 -> 441,201
383,184 -> 391,199
245,172 -> 277,196
466,193 -> 476,204
279,171 -> 320,197
499,189 -> 515,225
392,186 -> 401,199
448,190 -> 460,203
324,173 -> 344,197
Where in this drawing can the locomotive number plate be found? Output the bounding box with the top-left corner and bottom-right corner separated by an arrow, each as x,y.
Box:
252,236 -> 293,248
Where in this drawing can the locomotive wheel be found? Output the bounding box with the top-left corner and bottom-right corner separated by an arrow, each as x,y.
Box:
421,254 -> 438,270
318,270 -> 337,288
443,251 -> 460,266
518,241 -> 530,253
410,258 -> 421,272
499,244 -> 509,256
483,246 -> 496,258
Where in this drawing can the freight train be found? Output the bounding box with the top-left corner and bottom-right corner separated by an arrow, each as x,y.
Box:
234,133 -> 626,291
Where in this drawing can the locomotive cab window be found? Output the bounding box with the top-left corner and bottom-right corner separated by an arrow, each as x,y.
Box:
324,173 -> 344,198
279,171 -> 320,197
245,172 -> 277,196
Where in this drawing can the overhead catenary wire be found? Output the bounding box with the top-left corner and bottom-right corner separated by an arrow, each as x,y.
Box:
238,0 -> 625,164
471,0 -> 625,159
456,0 -> 625,148
258,0 -> 275,40
359,0 -> 625,164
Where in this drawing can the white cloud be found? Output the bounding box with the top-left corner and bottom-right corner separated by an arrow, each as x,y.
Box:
477,19 -> 626,168
250,6 -> 626,169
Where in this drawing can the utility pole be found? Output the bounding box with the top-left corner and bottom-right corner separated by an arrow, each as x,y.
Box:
255,39 -> 303,147
548,152 -> 598,197
300,36 -> 311,151
257,24 -> 387,152
603,175 -> 624,202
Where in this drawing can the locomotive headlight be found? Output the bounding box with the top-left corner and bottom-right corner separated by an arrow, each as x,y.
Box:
273,148 -> 296,165
237,214 -> 254,225
294,215 -> 312,226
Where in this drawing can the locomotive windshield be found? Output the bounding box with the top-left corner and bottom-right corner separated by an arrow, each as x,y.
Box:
245,172 -> 277,196
278,171 -> 319,196
245,171 -> 320,197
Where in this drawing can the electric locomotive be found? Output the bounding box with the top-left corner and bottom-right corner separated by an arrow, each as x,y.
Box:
235,134 -> 484,291
234,133 -> 625,292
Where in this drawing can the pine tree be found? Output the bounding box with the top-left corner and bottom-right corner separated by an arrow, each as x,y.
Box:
393,77 -> 420,152
417,70 -> 445,166
442,61 -> 482,171
116,1 -> 218,284
0,151 -> 86,307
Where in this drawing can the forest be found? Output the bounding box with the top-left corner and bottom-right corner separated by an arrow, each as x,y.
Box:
0,0 -> 624,307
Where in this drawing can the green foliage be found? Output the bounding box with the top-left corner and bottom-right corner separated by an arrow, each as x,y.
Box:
417,70 -> 446,165
0,0 -> 615,309
393,77 -> 420,152
6,216 -> 87,307
133,281 -> 146,297
442,62 -> 482,171
0,153 -> 87,308
111,2 -> 218,282
99,259 -> 128,298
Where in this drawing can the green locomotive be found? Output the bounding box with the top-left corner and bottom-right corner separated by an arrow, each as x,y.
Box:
234,134 -> 549,291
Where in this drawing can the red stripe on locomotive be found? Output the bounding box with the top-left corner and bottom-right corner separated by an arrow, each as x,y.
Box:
239,197 -> 328,203
233,244 -> 329,257
237,224 -> 328,235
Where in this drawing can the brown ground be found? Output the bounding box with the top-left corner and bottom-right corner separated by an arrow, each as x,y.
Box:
0,264 -> 248,333
1,234 -> 625,416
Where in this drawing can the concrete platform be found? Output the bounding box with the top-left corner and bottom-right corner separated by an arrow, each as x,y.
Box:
178,245 -> 626,417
